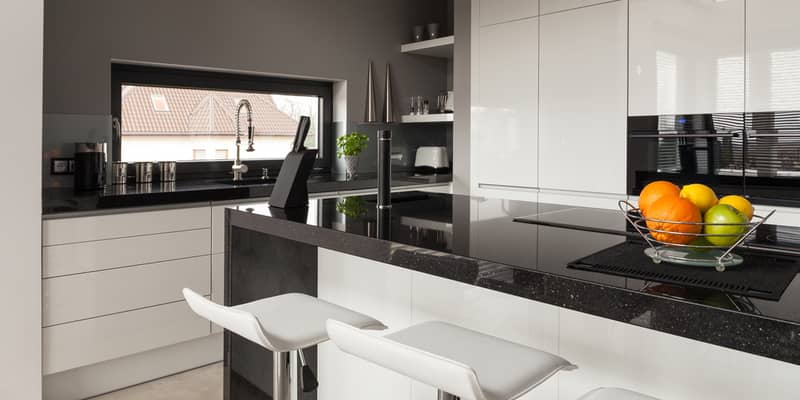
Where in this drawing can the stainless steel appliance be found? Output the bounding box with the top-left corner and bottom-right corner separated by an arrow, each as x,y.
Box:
74,142 -> 107,191
414,146 -> 450,174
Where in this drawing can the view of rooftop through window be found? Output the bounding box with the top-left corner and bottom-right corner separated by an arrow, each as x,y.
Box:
120,85 -> 319,162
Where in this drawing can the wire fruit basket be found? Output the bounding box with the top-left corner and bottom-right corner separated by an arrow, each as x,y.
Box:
619,200 -> 775,272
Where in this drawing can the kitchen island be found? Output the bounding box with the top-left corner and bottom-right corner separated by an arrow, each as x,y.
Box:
223,191 -> 800,400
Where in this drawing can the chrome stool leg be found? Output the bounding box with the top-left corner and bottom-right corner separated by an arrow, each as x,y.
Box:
273,351 -> 302,400
437,390 -> 459,400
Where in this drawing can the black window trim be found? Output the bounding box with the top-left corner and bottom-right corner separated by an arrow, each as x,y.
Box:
111,63 -> 333,181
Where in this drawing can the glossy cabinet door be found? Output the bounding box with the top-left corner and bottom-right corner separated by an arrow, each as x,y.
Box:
479,0 -> 539,26
629,0 -> 745,116
539,0 -> 627,195
746,0 -> 800,112
473,17 -> 539,191
540,0 -> 612,14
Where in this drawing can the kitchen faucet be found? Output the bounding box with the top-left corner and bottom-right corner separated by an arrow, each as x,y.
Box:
232,99 -> 255,181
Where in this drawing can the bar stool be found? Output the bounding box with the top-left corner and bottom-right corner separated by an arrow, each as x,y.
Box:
182,289 -> 385,400
578,388 -> 659,400
326,319 -> 574,400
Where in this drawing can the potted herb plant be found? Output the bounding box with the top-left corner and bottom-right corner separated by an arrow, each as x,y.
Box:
336,132 -> 369,179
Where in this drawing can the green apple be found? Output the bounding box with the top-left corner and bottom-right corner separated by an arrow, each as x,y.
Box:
704,204 -> 748,247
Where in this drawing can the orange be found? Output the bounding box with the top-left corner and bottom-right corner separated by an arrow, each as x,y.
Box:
638,181 -> 680,217
645,196 -> 703,245
718,195 -> 754,221
679,183 -> 719,213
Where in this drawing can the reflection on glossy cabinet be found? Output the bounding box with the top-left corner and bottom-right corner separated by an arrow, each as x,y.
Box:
317,249 -> 413,400
558,308 -> 800,400
473,17 -> 539,190
479,0 -> 539,26
746,0 -> 800,112
539,0 -> 627,195
629,0 -> 745,115
540,0 -> 612,15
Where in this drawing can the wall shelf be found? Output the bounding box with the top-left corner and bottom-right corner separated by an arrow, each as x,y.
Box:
401,36 -> 454,59
401,113 -> 454,123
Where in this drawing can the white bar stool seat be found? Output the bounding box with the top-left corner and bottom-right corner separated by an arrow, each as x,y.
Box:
578,388 -> 659,400
183,289 -> 385,399
326,319 -> 574,400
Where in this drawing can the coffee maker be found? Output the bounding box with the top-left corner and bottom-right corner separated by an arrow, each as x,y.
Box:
74,142 -> 107,191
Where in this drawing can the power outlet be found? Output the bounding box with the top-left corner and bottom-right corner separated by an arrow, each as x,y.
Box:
51,158 -> 74,175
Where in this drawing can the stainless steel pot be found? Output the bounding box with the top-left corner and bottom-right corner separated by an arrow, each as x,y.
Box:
159,161 -> 177,182
111,162 -> 128,185
134,162 -> 154,183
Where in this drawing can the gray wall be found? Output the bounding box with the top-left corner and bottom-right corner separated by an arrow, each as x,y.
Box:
43,0 -> 451,185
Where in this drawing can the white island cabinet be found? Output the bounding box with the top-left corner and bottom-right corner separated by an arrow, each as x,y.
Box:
479,0 -> 539,26
629,0 -> 745,116
539,0 -> 627,196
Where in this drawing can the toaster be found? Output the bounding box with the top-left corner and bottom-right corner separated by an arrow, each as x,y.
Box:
414,146 -> 450,173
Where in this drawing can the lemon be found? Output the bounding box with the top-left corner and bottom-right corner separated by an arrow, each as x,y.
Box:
680,184 -> 718,213
719,195 -> 754,221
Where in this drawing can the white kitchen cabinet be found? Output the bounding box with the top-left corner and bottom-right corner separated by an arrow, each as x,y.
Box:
629,0 -> 745,115
479,0 -> 539,26
746,0 -> 800,113
211,253 -> 225,334
539,0 -> 627,195
43,300 -> 210,375
43,228 -> 210,278
473,17 -> 539,192
43,256 -> 210,326
317,249 -> 413,400
540,0 -> 612,14
43,206 -> 211,246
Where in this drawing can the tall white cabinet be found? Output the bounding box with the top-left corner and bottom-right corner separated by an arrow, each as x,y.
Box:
473,16 -> 539,193
539,0 -> 627,195
472,0 -> 628,205
746,0 -> 800,113
628,0 -> 745,116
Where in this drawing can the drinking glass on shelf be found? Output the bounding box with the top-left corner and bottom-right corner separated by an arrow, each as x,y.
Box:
410,97 -> 418,115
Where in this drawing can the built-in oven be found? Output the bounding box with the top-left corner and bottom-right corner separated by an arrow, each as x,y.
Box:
744,112 -> 800,207
627,113 -> 745,196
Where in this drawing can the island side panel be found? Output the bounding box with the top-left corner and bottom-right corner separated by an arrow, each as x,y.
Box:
224,224 -> 318,400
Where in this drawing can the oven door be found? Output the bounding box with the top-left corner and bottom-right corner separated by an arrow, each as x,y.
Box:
745,112 -> 800,207
627,114 -> 745,196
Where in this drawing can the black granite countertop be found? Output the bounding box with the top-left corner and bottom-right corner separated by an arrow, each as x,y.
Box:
226,191 -> 800,366
42,172 -> 451,216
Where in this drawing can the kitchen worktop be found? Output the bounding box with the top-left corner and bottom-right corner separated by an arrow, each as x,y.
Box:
226,191 -> 800,366
42,172 -> 451,217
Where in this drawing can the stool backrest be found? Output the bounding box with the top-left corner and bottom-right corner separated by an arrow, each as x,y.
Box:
183,288 -> 275,350
326,320 -> 486,400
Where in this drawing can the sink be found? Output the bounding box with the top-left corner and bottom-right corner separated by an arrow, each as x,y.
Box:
213,177 -> 276,186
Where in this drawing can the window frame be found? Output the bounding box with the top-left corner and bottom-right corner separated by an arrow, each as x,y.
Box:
111,63 -> 333,180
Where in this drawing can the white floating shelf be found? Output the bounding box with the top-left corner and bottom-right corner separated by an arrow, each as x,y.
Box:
401,113 -> 454,123
401,36 -> 454,59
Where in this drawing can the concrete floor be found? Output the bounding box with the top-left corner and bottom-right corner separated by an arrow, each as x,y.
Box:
89,363 -> 223,400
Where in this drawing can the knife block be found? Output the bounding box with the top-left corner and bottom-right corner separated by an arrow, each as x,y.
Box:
270,149 -> 318,209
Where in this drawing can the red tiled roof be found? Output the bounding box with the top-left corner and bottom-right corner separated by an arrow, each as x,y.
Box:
121,85 -> 300,136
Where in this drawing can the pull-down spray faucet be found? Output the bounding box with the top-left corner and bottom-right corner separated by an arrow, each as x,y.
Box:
232,99 -> 255,181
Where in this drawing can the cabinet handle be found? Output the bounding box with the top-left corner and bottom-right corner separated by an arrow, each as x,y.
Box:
630,132 -> 740,139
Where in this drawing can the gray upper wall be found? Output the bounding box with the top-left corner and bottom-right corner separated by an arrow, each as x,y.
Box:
44,0 -> 449,117
43,0 -> 452,179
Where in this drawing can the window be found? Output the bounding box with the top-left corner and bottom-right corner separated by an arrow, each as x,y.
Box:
112,64 -> 333,177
